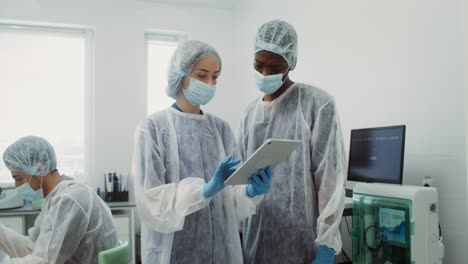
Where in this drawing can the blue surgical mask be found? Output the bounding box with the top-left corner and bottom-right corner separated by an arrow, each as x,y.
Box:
183,78 -> 216,106
254,68 -> 289,94
16,176 -> 44,201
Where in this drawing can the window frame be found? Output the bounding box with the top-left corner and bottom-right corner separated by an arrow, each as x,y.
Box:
144,30 -> 189,116
0,20 -> 95,185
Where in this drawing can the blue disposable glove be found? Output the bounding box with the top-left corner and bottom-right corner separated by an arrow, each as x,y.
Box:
311,245 -> 335,264
203,156 -> 241,198
246,166 -> 272,198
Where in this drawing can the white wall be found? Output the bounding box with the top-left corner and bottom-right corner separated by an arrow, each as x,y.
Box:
463,0 -> 468,229
0,0 -> 238,192
233,0 -> 468,263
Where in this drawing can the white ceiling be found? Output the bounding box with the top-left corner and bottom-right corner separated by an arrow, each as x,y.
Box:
138,0 -> 238,10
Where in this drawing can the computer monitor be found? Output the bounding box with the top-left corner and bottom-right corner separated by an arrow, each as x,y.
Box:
346,125 -> 406,193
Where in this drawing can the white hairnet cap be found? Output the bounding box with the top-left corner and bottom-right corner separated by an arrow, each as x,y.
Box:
166,40 -> 222,99
3,136 -> 57,176
254,19 -> 298,70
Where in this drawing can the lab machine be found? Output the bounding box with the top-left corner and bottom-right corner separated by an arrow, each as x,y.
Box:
0,183 -> 23,210
352,183 -> 444,264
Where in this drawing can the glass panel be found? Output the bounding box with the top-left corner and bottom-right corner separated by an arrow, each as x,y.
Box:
353,194 -> 412,264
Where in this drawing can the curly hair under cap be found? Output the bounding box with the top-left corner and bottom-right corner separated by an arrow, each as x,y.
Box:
254,19 -> 298,70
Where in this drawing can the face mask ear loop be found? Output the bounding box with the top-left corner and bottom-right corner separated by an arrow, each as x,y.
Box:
39,176 -> 44,190
282,67 -> 290,82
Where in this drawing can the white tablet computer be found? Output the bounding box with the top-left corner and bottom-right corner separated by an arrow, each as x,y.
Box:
224,139 -> 301,186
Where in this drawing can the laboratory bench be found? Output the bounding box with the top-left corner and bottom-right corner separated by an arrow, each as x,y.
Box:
0,198 -> 354,264
0,201 -> 136,264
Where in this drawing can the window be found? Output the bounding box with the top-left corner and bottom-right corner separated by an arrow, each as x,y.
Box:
0,23 -> 93,184
145,32 -> 187,115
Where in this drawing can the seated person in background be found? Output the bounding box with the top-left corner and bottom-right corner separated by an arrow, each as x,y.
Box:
0,136 -> 118,264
